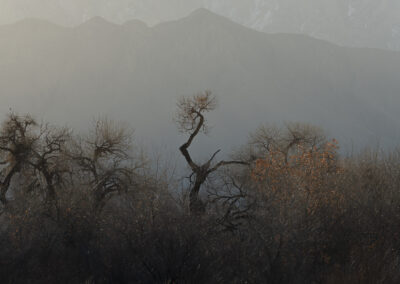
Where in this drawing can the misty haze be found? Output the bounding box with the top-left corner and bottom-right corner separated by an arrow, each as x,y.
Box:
0,2 -> 400,283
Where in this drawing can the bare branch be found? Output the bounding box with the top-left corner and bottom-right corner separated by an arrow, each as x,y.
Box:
209,160 -> 249,174
175,91 -> 247,215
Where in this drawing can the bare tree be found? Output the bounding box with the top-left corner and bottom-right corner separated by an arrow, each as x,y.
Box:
0,113 -> 38,204
28,124 -> 71,201
0,113 -> 74,205
176,91 -> 248,215
69,118 -> 143,211
248,122 -> 327,163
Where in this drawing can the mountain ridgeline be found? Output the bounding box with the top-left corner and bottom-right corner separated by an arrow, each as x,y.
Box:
0,9 -> 400,152
2,0 -> 400,50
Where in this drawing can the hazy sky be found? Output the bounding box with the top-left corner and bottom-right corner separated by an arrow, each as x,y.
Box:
1,1 -> 400,154
1,8 -> 400,153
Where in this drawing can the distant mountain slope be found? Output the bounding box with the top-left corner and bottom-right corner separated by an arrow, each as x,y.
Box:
204,0 -> 400,50
1,1 -> 400,50
0,9 -> 399,152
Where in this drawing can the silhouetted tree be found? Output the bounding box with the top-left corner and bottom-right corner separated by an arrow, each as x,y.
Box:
175,91 -> 248,215
68,118 -> 142,211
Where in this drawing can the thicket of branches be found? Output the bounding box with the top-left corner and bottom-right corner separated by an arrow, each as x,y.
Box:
1,92 -> 400,283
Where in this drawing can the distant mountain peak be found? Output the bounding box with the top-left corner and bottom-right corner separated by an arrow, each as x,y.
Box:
177,7 -> 238,28
187,8 -> 228,21
189,8 -> 215,17
79,16 -> 116,29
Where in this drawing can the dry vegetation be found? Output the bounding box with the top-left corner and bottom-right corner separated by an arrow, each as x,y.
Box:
0,92 -> 399,283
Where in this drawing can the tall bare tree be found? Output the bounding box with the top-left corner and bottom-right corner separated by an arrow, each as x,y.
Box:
69,118 -> 142,211
0,114 -> 38,204
176,91 -> 248,215
29,124 -> 71,201
0,113 -> 73,205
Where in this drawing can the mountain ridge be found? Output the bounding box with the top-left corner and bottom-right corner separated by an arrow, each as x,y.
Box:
1,0 -> 400,50
4,9 -> 397,56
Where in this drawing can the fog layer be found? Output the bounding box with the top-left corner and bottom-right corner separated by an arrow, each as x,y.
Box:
0,9 -> 399,154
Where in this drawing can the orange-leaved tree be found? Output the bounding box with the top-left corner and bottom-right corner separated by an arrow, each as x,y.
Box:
250,124 -> 344,217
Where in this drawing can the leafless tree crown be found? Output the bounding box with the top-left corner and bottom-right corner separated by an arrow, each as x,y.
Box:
175,90 -> 217,134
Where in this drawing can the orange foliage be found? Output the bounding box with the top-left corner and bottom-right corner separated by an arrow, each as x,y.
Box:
252,139 -> 344,216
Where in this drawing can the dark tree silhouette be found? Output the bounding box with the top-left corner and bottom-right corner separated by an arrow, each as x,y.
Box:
176,91 -> 248,215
